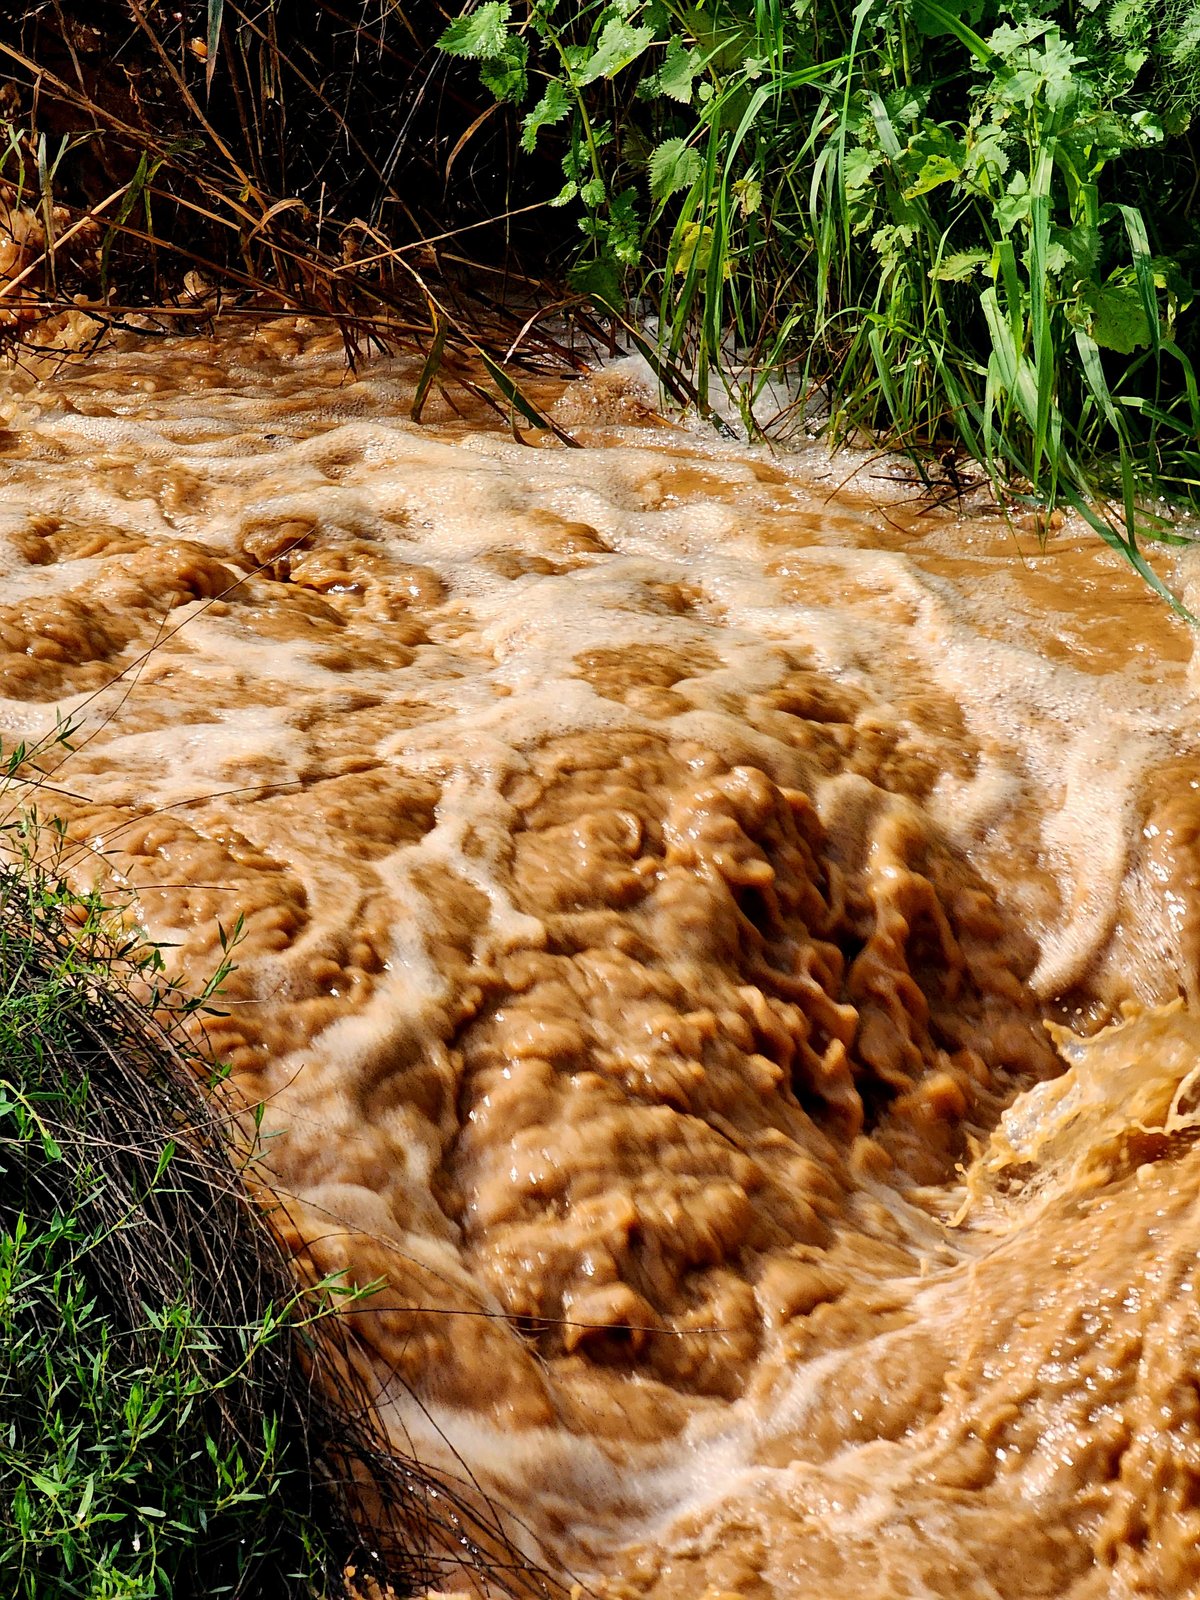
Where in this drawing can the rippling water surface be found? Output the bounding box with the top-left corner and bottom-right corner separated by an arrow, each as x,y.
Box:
4,320 -> 1200,1598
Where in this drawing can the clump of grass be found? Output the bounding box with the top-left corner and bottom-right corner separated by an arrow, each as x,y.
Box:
440,0 -> 1200,597
0,839 -> 336,1598
0,778 -> 562,1599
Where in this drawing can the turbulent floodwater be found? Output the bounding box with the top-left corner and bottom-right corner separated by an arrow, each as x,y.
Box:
3,320 -> 1200,1598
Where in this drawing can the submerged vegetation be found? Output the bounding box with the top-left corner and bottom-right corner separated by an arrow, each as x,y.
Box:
0,2 -> 1199,579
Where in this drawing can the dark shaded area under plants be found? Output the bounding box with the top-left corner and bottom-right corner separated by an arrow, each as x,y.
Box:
0,0 -> 597,430
0,0 -> 562,290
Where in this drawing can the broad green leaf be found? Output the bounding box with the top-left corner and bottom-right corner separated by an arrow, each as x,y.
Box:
1042,239 -> 1071,276
1083,282 -> 1151,353
986,19 -> 1053,61
732,175 -> 762,217
437,2 -> 511,60
843,144 -> 881,214
903,153 -> 962,198
649,137 -> 702,202
575,20 -> 654,86
568,254 -> 624,307
480,37 -> 527,101
930,249 -> 989,282
655,39 -> 703,103
994,171 -> 1031,233
883,85 -> 932,124
673,220 -> 714,275
962,122 -> 1010,185
521,80 -> 571,152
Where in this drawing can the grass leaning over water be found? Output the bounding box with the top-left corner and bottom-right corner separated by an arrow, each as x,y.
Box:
0,759 -> 563,1600
3,3 -> 1200,579
0,833 -> 339,1599
438,0 -> 1200,600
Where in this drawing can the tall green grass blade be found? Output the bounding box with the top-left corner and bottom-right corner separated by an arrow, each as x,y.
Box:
410,317 -> 448,423
206,0 -> 225,94
479,350 -> 582,445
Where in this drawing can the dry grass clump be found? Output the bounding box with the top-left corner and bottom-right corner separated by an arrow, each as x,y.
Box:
0,2 -> 600,425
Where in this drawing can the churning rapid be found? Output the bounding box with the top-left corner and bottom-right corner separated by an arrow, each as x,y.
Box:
4,320 -> 1200,1599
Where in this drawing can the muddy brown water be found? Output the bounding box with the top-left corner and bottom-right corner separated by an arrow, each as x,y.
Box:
3,320 -> 1200,1598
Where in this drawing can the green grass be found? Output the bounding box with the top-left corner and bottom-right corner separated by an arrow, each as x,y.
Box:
439,0 -> 1200,601
0,824 -> 352,1599
10,2 -> 1200,594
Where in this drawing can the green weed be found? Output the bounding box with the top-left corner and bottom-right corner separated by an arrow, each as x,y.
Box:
0,828 -> 344,1598
441,0 -> 1200,593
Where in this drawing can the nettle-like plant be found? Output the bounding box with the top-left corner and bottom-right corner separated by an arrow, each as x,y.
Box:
440,0 -> 1200,599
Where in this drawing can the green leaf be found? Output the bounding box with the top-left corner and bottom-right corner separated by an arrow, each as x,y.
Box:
870,222 -> 917,264
1129,107 -> 1163,144
994,170 -> 1031,233
521,80 -> 570,152
575,20 -> 654,86
986,19 -> 1053,61
912,0 -> 988,37
673,219 -> 715,275
883,85 -> 932,125
479,351 -> 576,442
930,249 -> 989,282
437,2 -> 511,60
962,122 -> 1010,186
648,137 -> 702,202
206,0 -> 224,93
479,36 -> 527,101
568,255 -> 624,308
732,174 -> 762,217
1043,236 -> 1068,275
153,1140 -> 176,1182
1083,282 -> 1151,353
843,144 -> 881,230
903,152 -> 962,198
654,39 -> 703,103
606,188 -> 643,266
